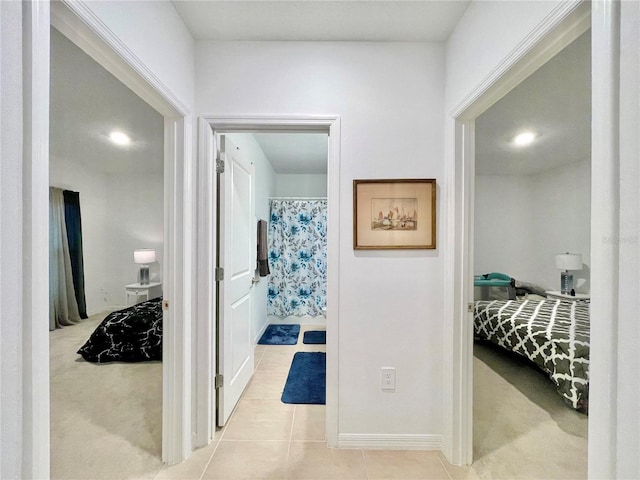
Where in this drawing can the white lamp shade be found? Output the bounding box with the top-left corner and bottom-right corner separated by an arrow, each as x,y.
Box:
555,252 -> 583,270
134,249 -> 156,264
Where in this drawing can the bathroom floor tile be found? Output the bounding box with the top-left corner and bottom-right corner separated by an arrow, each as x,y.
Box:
201,440 -> 288,480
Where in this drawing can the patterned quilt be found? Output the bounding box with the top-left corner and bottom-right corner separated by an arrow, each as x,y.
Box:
474,298 -> 590,412
77,297 -> 163,363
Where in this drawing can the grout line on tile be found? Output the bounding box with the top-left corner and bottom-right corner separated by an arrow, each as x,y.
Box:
213,438 -> 292,443
286,404 -> 296,465
150,464 -> 164,480
361,449 -> 370,480
216,397 -> 241,443
289,439 -> 328,443
254,346 -> 266,369
436,453 -> 454,480
197,438 -> 223,480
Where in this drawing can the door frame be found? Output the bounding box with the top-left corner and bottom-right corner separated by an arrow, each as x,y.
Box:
195,115 -> 341,447
444,0 -> 592,466
25,1 -> 194,473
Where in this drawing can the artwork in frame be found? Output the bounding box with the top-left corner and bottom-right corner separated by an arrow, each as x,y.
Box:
353,179 -> 436,249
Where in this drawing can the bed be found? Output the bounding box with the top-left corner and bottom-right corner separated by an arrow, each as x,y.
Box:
474,298 -> 590,412
77,297 -> 163,363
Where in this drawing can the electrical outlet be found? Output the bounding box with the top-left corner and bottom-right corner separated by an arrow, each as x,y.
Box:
381,367 -> 396,391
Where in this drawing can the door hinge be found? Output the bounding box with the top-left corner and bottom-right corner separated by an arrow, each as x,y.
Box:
468,302 -> 474,313
215,267 -> 224,281
162,300 -> 169,311
216,153 -> 225,174
215,374 -> 224,389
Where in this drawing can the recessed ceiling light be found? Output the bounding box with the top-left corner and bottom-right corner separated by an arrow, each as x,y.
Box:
513,131 -> 536,147
109,131 -> 131,146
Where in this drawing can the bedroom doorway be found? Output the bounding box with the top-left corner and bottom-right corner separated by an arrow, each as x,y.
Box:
471,29 -> 591,478
195,116 -> 340,448
43,1 -> 193,472
48,24 -> 166,478
446,0 -> 593,469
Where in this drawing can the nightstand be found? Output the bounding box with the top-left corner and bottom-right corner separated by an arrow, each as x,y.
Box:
545,290 -> 590,301
125,282 -> 163,306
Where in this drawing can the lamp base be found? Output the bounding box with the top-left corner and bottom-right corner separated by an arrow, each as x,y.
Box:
139,265 -> 150,285
560,271 -> 573,295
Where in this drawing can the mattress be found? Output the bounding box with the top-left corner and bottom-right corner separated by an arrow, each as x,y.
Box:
474,298 -> 590,412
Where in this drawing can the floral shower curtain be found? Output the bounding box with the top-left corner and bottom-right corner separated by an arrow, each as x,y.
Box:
267,199 -> 327,316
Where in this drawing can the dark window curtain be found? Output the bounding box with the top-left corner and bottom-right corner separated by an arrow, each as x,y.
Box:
62,190 -> 87,319
50,187 -> 81,330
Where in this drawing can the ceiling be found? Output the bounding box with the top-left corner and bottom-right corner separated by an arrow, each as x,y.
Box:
50,27 -> 164,175
50,5 -> 589,179
172,1 -> 471,42
253,133 -> 328,174
475,30 -> 591,176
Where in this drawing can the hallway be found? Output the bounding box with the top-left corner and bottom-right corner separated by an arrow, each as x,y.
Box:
155,324 -> 476,479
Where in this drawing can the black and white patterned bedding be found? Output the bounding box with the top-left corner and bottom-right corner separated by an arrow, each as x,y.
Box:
77,297 -> 163,363
474,298 -> 590,412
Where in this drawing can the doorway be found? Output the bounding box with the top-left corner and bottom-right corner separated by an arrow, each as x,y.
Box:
48,24 -> 165,478
214,131 -> 329,435
195,116 -> 341,448
471,29 -> 591,478
446,0 -> 592,467
43,1 -> 192,470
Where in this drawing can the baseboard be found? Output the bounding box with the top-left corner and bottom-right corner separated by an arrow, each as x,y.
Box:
254,322 -> 269,344
86,305 -> 123,317
338,433 -> 442,450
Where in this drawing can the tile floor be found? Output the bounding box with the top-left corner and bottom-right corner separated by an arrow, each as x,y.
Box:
155,325 -> 479,480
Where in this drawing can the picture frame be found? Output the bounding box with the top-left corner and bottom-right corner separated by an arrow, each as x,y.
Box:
353,179 -> 436,250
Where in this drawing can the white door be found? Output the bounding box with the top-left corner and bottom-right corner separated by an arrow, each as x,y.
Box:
217,135 -> 255,426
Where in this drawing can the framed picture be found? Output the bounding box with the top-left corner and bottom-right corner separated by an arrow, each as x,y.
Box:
353,179 -> 436,250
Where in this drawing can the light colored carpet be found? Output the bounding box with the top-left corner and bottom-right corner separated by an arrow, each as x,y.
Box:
473,341 -> 588,480
50,310 -> 163,480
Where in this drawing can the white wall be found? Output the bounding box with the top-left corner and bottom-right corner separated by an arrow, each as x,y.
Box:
474,175 -> 534,281
530,159 -> 591,291
104,172 -> 164,301
475,159 -> 591,293
85,1 -> 195,112
445,1 -> 564,111
226,133 -> 277,343
49,158 -> 164,314
276,173 -> 327,197
197,41 -> 445,439
0,2 -> 25,478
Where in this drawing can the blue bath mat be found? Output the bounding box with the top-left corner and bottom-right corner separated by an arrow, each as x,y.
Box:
258,324 -> 300,345
303,330 -> 326,345
282,352 -> 326,404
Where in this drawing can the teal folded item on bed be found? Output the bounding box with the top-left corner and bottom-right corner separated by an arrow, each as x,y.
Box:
474,273 -> 516,300
474,272 -> 512,287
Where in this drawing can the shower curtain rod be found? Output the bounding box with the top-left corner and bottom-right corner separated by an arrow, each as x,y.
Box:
268,196 -> 327,200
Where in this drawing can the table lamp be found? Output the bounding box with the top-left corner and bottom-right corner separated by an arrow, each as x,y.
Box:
555,252 -> 583,294
134,249 -> 156,285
